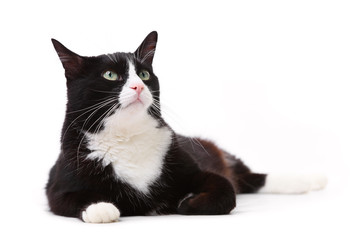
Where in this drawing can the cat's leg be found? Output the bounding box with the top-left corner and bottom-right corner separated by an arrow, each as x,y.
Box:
47,190 -> 120,223
177,171 -> 236,215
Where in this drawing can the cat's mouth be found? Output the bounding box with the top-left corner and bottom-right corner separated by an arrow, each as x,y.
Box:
128,99 -> 144,108
133,98 -> 144,104
120,95 -> 149,111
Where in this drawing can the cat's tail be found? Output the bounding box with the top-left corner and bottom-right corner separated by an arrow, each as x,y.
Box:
236,172 -> 328,194
224,151 -> 327,194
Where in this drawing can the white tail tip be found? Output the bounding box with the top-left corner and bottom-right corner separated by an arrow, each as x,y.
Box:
258,173 -> 328,194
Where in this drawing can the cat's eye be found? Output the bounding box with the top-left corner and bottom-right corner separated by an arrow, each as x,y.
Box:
102,70 -> 119,81
138,70 -> 150,81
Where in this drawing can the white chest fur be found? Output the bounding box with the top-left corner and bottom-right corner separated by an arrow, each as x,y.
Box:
85,112 -> 172,194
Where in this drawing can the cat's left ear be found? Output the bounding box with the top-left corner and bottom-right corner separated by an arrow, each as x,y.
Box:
51,39 -> 84,79
134,31 -> 158,65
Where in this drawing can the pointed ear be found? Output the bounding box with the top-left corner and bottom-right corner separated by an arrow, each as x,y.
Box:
134,31 -> 158,65
51,39 -> 83,79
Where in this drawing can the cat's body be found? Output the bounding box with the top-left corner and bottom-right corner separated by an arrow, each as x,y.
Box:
46,32 -> 327,223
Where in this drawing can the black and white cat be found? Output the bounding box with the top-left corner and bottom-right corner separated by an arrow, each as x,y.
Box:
46,31 -> 327,223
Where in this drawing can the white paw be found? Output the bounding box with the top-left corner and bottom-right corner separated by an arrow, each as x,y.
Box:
259,173 -> 328,194
82,202 -> 120,223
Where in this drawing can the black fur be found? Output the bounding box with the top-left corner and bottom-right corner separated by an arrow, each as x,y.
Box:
46,31 -> 266,221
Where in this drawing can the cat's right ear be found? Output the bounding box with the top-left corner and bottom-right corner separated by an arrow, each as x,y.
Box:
51,39 -> 83,79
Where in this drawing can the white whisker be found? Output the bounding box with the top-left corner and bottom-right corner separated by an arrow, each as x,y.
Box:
143,95 -> 209,156
94,103 -> 120,136
79,99 -> 114,134
76,102 -> 120,167
62,98 -> 118,140
67,97 -> 117,114
89,89 -> 121,94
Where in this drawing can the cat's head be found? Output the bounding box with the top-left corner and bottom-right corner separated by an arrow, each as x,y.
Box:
52,31 -> 161,133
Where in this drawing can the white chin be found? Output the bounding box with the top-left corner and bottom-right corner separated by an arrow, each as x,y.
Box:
128,101 -> 145,110
121,100 -> 150,114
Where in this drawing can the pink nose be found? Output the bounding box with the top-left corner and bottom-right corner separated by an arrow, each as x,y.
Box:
130,83 -> 144,95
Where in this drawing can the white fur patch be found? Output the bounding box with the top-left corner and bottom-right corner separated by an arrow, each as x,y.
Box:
86,112 -> 172,193
258,173 -> 328,194
82,202 -> 120,223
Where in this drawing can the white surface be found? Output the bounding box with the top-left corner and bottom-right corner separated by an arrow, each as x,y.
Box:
1,0 -> 359,239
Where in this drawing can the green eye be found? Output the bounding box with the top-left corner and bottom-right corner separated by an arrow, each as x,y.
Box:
102,70 -> 119,81
138,70 -> 150,81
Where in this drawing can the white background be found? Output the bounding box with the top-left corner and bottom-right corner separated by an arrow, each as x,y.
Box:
1,0 -> 359,239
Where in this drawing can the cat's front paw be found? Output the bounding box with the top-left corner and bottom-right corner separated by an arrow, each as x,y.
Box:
82,202 -> 120,223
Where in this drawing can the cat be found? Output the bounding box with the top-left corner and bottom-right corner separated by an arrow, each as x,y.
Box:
46,31 -> 327,223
